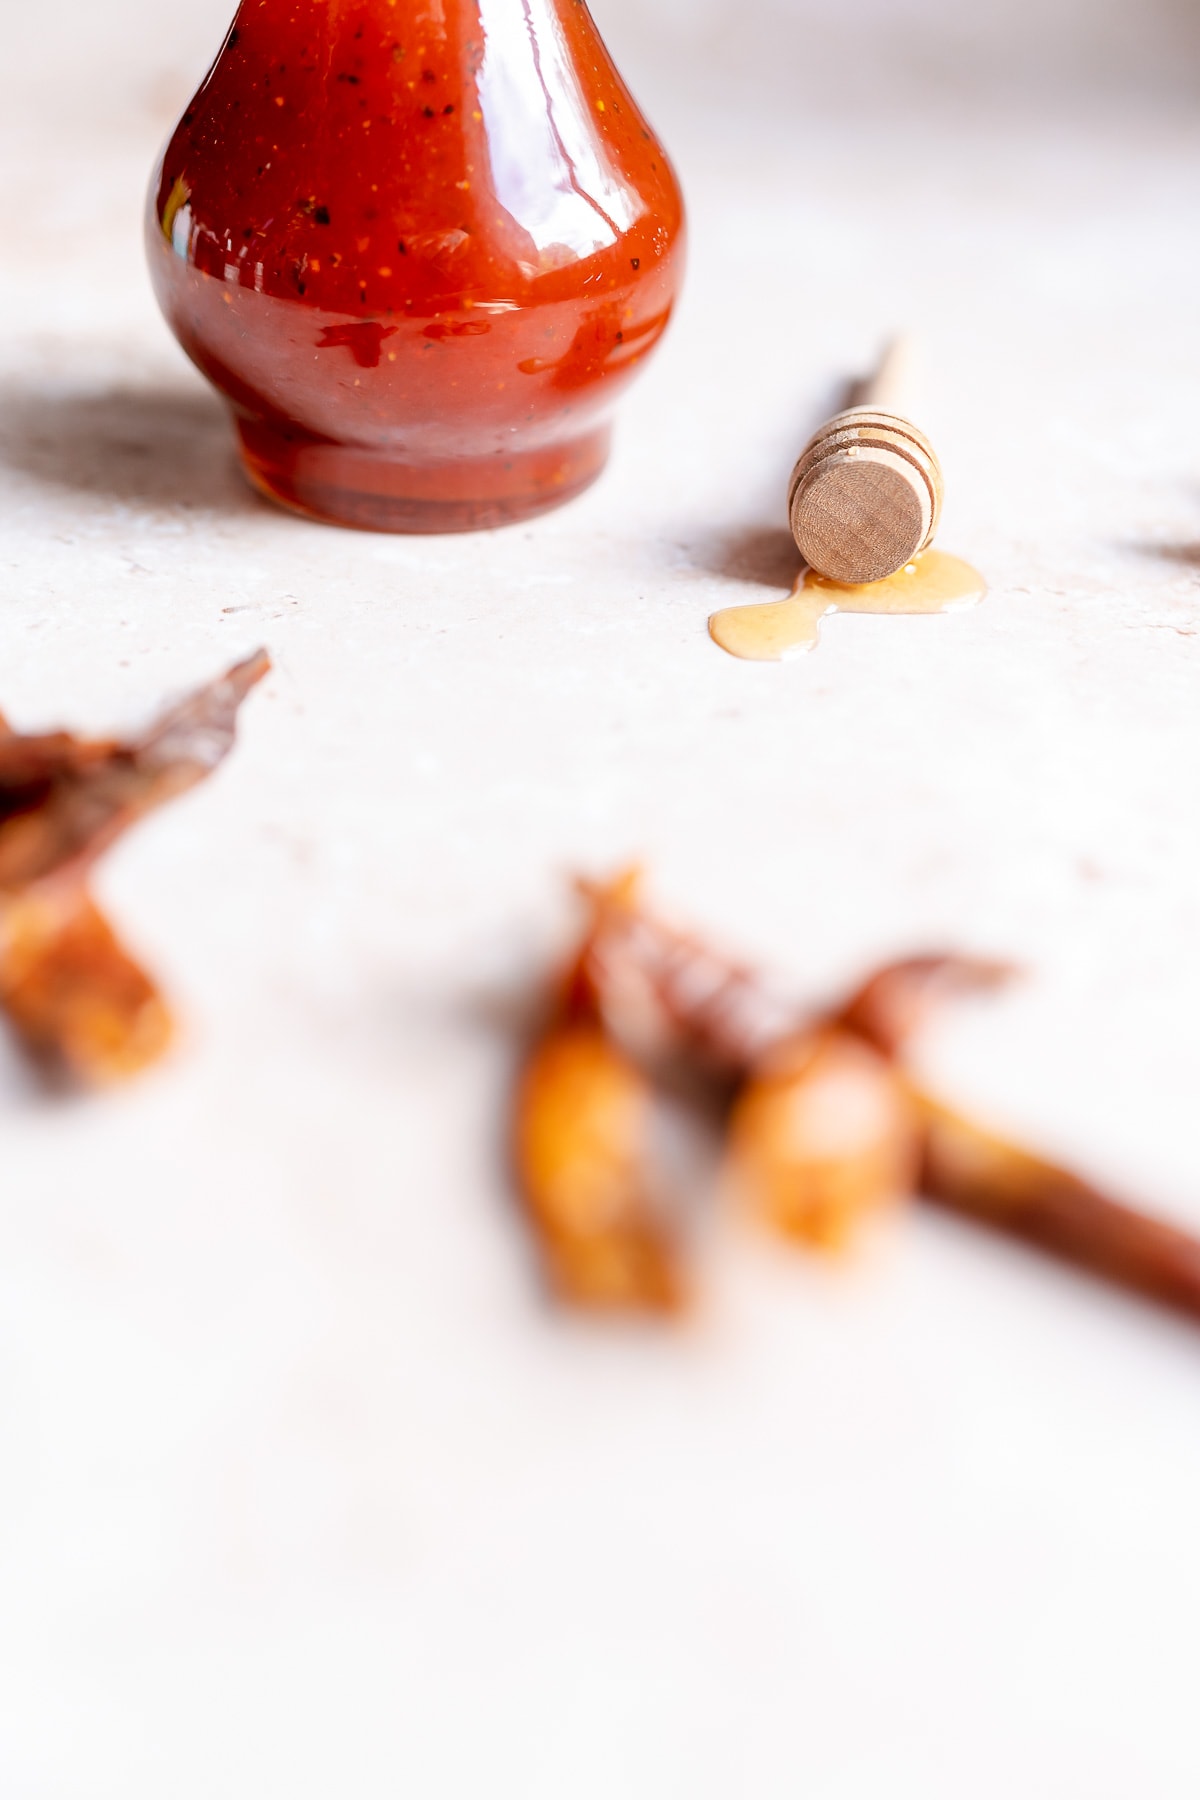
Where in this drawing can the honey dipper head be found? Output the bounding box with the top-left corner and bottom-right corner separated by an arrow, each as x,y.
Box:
788,407 -> 944,586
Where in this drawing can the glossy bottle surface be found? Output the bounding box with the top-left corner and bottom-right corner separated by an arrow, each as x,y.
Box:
148,0 -> 685,531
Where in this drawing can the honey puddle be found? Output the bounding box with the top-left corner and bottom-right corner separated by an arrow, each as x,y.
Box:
708,550 -> 987,662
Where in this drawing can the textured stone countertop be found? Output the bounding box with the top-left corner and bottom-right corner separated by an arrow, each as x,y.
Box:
2,2 -> 1200,1794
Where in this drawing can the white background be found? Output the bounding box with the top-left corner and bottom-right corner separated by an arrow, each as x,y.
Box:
2,2 -> 1200,1794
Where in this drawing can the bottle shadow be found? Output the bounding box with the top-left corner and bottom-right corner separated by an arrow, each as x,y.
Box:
696,522 -> 801,591
680,376 -> 850,591
1126,539 -> 1200,569
0,381 -> 264,517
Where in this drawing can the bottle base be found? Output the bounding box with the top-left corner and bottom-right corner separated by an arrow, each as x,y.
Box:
235,416 -> 611,533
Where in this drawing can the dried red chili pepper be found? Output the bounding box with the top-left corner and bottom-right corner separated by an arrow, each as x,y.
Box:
0,652 -> 269,1082
521,874 -> 1200,1323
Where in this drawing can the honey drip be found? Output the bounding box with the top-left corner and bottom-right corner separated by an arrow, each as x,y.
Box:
708,550 -> 987,663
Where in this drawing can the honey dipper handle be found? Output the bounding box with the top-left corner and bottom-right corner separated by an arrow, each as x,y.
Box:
848,335 -> 918,415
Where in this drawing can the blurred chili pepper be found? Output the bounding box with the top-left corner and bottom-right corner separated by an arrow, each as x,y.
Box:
513,872 -> 1200,1323
0,652 -> 268,1082
514,1017 -> 684,1313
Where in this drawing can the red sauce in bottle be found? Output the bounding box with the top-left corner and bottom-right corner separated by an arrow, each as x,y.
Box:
147,0 -> 686,532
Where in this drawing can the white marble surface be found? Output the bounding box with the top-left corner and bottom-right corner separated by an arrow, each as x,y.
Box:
3,3 -> 1200,1794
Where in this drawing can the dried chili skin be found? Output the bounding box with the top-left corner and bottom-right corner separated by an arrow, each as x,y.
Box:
0,890 -> 172,1082
514,1019 -> 684,1313
508,870 -> 685,1312
914,1094 -> 1200,1321
0,653 -> 269,1084
569,871 -> 796,1085
727,1029 -> 918,1250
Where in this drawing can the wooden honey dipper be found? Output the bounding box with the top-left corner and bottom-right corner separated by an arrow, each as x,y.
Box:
788,338 -> 944,586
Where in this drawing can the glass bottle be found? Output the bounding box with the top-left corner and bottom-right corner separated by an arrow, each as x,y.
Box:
147,0 -> 686,532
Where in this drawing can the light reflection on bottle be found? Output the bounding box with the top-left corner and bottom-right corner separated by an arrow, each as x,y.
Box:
477,0 -> 642,266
